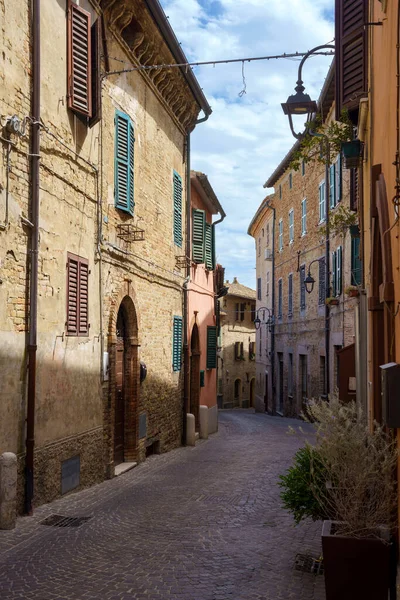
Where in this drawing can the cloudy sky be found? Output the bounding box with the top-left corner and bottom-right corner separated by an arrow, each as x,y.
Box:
160,0 -> 335,289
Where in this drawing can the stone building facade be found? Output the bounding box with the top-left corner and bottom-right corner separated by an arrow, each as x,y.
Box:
0,0 -> 211,510
260,69 -> 360,416
248,196 -> 275,412
218,279 -> 256,409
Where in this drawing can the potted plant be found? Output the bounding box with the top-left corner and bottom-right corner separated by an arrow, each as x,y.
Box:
344,285 -> 359,298
279,399 -> 398,600
325,297 -> 339,306
341,139 -> 364,169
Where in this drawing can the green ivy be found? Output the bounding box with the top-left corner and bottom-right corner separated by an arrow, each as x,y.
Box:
290,110 -> 353,172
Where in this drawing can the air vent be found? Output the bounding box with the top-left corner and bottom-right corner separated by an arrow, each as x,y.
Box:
40,514 -> 92,528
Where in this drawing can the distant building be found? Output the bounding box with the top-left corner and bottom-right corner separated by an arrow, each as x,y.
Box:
218,279 -> 256,409
247,196 -> 275,412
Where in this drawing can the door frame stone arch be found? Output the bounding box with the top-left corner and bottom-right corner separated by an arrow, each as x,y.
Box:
105,282 -> 140,475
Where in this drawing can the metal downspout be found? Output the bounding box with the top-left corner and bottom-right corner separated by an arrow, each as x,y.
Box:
270,204 -> 276,414
25,0 -> 40,515
183,112 -> 210,445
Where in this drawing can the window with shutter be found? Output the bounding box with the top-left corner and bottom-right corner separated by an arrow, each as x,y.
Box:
336,246 -> 342,295
335,0 -> 367,118
301,199 -> 307,235
329,164 -> 336,208
288,273 -> 293,316
335,154 -> 342,203
319,181 -> 326,223
67,1 -> 92,117
235,341 -> 241,360
206,326 -> 217,369
279,219 -> 283,251
115,110 -> 134,215
172,316 -> 183,371
205,222 -> 214,269
278,278 -> 282,318
332,251 -> 337,296
250,304 -> 255,322
257,278 -> 261,300
235,302 -> 239,321
240,303 -> 245,321
289,209 -> 294,243
173,171 -> 183,247
318,257 -> 326,305
300,265 -> 306,310
89,18 -> 101,127
192,209 -> 205,263
351,231 -> 362,285
350,168 -> 359,211
67,253 -> 89,336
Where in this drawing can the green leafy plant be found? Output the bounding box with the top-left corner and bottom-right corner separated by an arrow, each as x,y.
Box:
280,398 -> 398,538
290,110 -> 353,172
320,204 -> 358,238
279,444 -> 333,524
325,297 -> 339,306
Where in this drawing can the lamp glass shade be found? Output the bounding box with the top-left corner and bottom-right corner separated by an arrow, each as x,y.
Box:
304,273 -> 315,294
281,91 -> 318,116
254,316 -> 261,330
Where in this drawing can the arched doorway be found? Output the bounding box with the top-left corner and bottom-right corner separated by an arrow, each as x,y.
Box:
250,378 -> 255,408
190,323 -> 200,428
234,378 -> 241,407
109,294 -> 139,469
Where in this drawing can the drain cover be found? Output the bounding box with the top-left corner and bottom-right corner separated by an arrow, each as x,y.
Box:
294,553 -> 324,575
40,514 -> 92,528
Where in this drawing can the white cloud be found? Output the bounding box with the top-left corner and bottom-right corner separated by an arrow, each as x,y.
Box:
161,0 -> 334,289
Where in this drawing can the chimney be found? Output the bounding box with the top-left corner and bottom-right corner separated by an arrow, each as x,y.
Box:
233,277 -> 238,284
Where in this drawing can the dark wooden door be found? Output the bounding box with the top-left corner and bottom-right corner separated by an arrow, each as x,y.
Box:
264,374 -> 268,412
114,336 -> 125,465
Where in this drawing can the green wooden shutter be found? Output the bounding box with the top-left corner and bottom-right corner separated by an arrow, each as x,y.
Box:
115,110 -> 134,215
211,224 -> 216,270
332,251 -> 337,296
351,235 -> 362,285
329,164 -> 336,208
192,209 -> 205,263
336,153 -> 342,202
172,316 -> 183,371
206,326 -> 217,369
173,171 -> 182,247
337,246 -> 342,295
205,222 -> 213,269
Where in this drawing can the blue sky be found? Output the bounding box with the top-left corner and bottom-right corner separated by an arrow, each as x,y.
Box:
160,0 -> 335,289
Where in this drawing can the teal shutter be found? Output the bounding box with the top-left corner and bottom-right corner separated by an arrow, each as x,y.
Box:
205,222 -> 213,270
192,209 -> 205,263
329,164 -> 336,208
173,171 -> 182,247
332,251 -> 337,296
206,326 -> 217,369
336,154 -> 342,202
337,246 -> 342,295
351,235 -> 362,285
211,224 -> 216,270
172,316 -> 183,371
115,110 -> 134,214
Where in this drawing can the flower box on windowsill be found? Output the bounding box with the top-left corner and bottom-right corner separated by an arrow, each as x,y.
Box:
341,140 -> 363,169
345,286 -> 360,298
326,297 -> 339,306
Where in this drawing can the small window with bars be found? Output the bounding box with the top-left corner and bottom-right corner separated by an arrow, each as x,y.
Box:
66,253 -> 89,336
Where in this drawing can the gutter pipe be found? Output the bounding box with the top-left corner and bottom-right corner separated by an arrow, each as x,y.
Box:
25,0 -> 40,514
265,199 -> 276,413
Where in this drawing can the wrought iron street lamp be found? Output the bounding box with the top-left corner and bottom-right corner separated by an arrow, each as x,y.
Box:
281,44 -> 334,398
254,306 -> 274,332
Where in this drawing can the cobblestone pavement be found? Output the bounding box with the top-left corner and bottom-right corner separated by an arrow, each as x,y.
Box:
0,410 -> 326,600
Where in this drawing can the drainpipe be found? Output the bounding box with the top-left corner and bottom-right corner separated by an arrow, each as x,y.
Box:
183,112 -> 210,445
25,0 -> 40,514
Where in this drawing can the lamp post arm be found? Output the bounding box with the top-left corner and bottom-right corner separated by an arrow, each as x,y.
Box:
295,45 -> 335,93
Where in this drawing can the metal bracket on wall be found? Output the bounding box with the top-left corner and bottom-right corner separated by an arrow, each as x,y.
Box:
116,223 -> 145,243
175,255 -> 191,269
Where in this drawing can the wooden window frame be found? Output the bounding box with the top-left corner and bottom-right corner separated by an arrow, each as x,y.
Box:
115,110 -> 135,215
67,0 -> 92,118
319,181 -> 326,223
66,252 -> 89,337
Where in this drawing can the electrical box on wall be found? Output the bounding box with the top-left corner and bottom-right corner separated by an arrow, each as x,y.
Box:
380,362 -> 400,427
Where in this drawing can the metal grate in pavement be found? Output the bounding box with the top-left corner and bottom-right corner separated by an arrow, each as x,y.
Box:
294,553 -> 324,575
40,514 -> 92,528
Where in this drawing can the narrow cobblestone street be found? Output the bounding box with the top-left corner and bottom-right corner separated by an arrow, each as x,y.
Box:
0,411 -> 325,600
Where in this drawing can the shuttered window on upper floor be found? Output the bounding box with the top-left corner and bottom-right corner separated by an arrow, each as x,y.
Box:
192,209 -> 205,263
67,253 -> 89,336
173,171 -> 183,247
351,229 -> 362,285
172,316 -> 183,371
332,246 -> 343,296
318,257 -> 326,305
335,0 -> 367,118
300,265 -> 306,310
67,1 -> 101,124
206,326 -> 217,369
115,110 -> 135,215
205,222 -> 215,270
